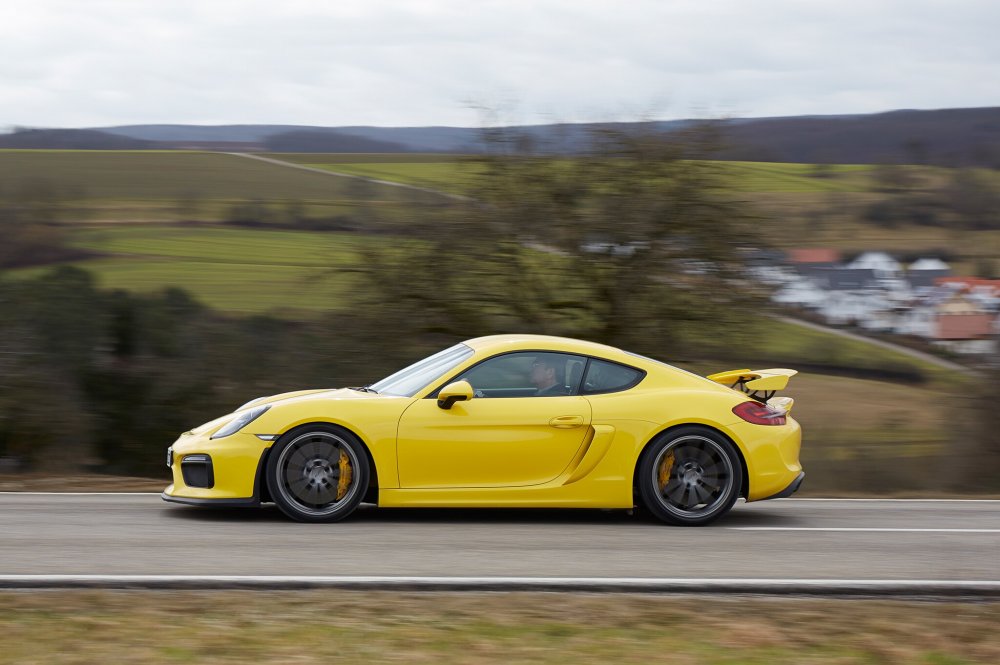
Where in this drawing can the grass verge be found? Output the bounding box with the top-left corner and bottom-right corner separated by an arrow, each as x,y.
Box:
0,591 -> 996,664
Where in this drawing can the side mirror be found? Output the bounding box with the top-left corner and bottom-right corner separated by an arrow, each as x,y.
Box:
437,380 -> 474,410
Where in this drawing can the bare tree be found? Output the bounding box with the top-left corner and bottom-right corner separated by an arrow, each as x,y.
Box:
352,124 -> 765,358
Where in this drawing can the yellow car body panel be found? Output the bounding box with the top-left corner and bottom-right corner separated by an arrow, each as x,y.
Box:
163,334 -> 804,513
396,395 -> 593,488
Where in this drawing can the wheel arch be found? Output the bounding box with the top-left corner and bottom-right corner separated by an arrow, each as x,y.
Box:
632,422 -> 750,501
256,421 -> 380,505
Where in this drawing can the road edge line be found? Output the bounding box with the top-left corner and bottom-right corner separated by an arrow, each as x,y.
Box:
2,576 -> 1000,596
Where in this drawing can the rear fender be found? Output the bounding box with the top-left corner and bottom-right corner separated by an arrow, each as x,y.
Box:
632,421 -> 751,501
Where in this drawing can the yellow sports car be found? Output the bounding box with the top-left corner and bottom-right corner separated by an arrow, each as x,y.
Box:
163,334 -> 803,525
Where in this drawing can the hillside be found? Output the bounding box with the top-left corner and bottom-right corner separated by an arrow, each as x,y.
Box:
69,107 -> 1000,166
0,128 -> 154,150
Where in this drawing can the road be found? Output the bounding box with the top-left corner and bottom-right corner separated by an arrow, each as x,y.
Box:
1,495 -> 998,588
228,153 -> 469,201
775,315 -> 976,375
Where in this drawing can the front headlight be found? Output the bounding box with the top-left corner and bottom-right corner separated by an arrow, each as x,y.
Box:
210,405 -> 270,440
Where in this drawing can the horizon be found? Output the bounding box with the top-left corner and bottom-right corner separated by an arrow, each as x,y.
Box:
1,104 -> 997,134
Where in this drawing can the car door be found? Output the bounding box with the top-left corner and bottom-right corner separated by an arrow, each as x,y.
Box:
396,351 -> 592,488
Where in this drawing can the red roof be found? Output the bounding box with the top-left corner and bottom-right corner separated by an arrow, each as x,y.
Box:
935,313 -> 995,340
935,277 -> 1000,293
786,248 -> 840,264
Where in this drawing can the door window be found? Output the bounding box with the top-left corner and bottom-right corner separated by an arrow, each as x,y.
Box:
456,352 -> 586,398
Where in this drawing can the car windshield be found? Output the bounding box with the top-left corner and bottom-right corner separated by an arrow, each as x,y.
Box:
369,343 -> 474,397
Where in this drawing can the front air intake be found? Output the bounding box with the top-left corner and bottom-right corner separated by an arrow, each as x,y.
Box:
181,454 -> 215,488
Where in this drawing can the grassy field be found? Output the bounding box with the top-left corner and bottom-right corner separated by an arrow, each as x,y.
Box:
267,153 -> 481,194
14,226 -> 365,313
262,154 -> 1000,271
1,591 -> 996,664
270,153 -> 880,194
0,150 -> 446,222
4,149 -> 995,265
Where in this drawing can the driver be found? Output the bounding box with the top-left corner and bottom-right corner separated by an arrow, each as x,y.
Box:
530,354 -> 569,396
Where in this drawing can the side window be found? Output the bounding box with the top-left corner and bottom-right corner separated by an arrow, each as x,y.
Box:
582,359 -> 643,394
457,352 -> 586,398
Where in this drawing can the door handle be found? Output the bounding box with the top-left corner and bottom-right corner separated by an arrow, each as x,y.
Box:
549,415 -> 585,428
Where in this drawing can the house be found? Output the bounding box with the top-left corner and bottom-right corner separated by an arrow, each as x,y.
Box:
895,305 -> 937,338
786,248 -> 841,282
908,258 -> 951,288
813,267 -> 879,291
786,248 -> 841,266
819,290 -> 892,327
846,251 -> 902,279
935,277 -> 1000,298
932,294 -> 997,354
772,279 -> 827,308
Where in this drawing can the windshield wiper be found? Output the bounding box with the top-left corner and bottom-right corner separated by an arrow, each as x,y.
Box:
350,385 -> 379,394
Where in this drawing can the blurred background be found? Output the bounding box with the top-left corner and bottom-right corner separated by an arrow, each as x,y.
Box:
2,118 -> 999,494
1,0 -> 998,495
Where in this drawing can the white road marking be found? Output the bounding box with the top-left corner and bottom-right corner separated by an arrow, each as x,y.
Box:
1,575 -> 998,593
729,527 -> 1000,533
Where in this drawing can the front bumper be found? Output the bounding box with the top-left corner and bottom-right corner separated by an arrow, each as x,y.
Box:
161,491 -> 260,508
162,429 -> 271,506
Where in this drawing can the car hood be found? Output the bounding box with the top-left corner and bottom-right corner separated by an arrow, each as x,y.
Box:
186,388 -> 385,436
241,387 -> 390,410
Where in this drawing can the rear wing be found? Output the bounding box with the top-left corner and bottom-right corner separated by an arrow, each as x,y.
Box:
706,368 -> 797,406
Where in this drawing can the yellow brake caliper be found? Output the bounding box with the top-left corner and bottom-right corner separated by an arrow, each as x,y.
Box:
657,452 -> 674,493
336,449 -> 353,501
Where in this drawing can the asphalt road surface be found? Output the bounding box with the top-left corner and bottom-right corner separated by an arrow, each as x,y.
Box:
1,494 -> 998,583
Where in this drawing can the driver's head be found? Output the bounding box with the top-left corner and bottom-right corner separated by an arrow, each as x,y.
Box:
530,354 -> 563,390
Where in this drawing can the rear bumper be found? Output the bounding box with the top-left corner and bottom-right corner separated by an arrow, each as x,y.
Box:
759,471 -> 805,501
727,417 -> 803,501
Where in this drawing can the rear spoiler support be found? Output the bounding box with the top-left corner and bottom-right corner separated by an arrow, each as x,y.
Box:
705,368 -> 797,404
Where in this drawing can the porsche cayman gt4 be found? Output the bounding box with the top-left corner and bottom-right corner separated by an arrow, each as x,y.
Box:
162,334 -> 803,525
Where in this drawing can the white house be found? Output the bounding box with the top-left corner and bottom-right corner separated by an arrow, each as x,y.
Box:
818,291 -> 890,326
909,258 -> 949,271
771,279 -> 827,308
847,252 -> 903,279
895,305 -> 937,338
908,258 -> 951,288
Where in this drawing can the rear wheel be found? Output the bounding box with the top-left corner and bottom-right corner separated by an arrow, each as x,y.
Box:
266,425 -> 369,523
638,426 -> 742,526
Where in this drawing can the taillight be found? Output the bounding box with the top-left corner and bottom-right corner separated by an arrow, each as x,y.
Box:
733,401 -> 787,426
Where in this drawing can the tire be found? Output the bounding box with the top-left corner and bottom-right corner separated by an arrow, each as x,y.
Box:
638,426 -> 742,526
265,424 -> 370,523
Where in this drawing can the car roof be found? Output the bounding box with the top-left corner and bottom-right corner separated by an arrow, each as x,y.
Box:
463,334 -> 630,360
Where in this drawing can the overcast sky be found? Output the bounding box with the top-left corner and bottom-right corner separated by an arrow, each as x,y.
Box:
2,0 -> 998,129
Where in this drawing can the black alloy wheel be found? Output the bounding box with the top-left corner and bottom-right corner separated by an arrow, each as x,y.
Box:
638,426 -> 742,526
266,425 -> 370,523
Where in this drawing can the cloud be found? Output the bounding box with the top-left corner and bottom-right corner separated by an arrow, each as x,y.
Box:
1,0 -> 998,128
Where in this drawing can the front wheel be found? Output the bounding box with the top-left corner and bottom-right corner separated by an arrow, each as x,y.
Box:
266,425 -> 370,523
638,426 -> 742,526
